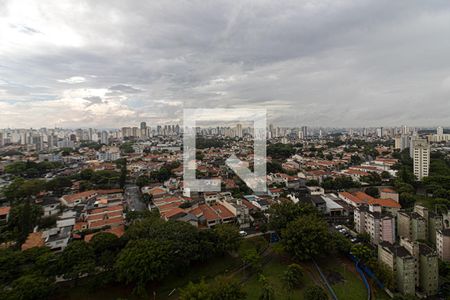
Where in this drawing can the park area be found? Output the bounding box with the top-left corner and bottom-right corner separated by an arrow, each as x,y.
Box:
52,236 -> 389,300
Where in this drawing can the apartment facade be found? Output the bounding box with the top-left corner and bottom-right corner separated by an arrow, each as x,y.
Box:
378,242 -> 415,296
378,241 -> 439,297
354,204 -> 395,245
412,139 -> 430,180
436,228 -> 450,261
397,211 -> 427,241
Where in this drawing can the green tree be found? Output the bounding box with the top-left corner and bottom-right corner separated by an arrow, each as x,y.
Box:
115,239 -> 171,296
399,192 -> 416,208
268,201 -> 317,232
351,244 -> 373,263
179,279 -> 211,300
6,274 -> 53,300
304,285 -> 328,300
258,274 -> 275,300
116,158 -> 127,189
332,232 -> 352,253
8,200 -> 43,244
240,247 -> 262,274
281,215 -> 332,260
381,171 -> 391,180
45,176 -> 72,194
79,168 -> 94,181
120,142 -> 135,154
214,224 -> 241,254
136,175 -> 150,188
126,218 -> 200,270
58,241 -> 96,281
282,263 -> 303,291
365,187 -> 380,198
89,232 -> 121,269
179,277 -> 246,300
210,276 -> 246,300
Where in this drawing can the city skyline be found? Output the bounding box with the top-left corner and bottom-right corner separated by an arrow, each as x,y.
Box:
2,1 -> 450,128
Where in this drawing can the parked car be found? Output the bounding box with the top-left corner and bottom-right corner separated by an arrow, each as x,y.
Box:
239,231 -> 248,237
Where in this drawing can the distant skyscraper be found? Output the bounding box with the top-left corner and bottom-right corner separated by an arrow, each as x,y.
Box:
402,125 -> 409,135
301,126 -> 308,139
47,134 -> 56,150
132,127 -> 139,137
376,127 -> 383,138
412,139 -> 430,181
140,122 -> 147,130
363,128 -> 368,136
236,124 -> 243,138
437,126 -> 444,136
395,135 -> 411,151
101,131 -> 109,144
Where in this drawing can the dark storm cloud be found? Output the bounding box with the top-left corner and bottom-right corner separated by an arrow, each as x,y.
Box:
1,0 -> 450,127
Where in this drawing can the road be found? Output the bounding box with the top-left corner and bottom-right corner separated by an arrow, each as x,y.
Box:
125,184 -> 147,211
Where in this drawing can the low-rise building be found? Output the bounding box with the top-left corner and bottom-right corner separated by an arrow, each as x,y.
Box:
0,206 -> 11,223
36,197 -> 60,216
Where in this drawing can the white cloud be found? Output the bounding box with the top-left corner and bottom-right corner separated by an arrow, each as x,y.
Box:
1,0 -> 450,127
57,76 -> 87,84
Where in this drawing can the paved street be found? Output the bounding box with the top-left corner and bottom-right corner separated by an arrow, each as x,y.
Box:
125,184 -> 147,211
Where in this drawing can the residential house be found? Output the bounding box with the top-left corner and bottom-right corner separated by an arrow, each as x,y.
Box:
0,206 -> 11,223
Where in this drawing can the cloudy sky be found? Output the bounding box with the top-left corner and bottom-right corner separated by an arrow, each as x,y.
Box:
1,0 -> 450,128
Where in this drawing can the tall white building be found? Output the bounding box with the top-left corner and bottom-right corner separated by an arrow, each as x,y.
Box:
395,135 -> 411,151
100,131 -> 109,145
376,127 -> 383,138
401,125 -> 409,135
437,126 -> 444,136
412,139 -> 430,181
301,126 -> 308,139
236,124 -> 243,138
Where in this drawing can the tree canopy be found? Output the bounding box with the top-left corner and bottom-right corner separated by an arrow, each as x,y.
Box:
281,214 -> 332,260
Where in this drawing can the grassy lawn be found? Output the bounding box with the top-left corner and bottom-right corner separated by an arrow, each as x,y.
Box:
316,256 -> 367,300
238,255 -> 316,300
160,255 -> 241,299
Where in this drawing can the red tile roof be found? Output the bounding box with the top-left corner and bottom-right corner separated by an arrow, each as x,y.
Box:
85,225 -> 125,242
21,232 -> 45,251
340,191 -> 401,208
339,192 -> 364,204
89,218 -> 124,229
89,204 -> 123,215
161,207 -> 186,219
0,206 -> 11,216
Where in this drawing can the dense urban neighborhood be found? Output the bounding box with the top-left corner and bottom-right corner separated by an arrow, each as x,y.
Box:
0,124 -> 449,299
